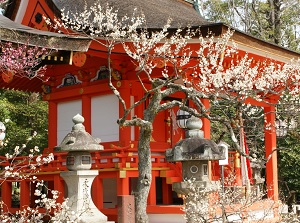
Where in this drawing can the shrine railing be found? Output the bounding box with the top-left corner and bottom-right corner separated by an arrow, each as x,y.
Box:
0,141 -> 173,174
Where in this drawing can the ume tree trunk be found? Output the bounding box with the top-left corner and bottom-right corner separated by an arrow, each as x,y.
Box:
135,124 -> 152,223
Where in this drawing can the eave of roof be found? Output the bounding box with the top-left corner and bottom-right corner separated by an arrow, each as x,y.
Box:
0,75 -> 43,93
52,0 -> 300,62
87,23 -> 300,64
1,0 -> 300,93
0,15 -> 92,92
0,14 -> 91,51
197,23 -> 300,62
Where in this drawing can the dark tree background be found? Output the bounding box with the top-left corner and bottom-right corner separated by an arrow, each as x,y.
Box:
0,89 -> 48,155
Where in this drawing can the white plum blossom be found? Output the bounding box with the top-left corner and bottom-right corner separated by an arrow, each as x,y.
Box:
0,181 -> 82,222
53,2 -> 300,222
182,177 -> 275,223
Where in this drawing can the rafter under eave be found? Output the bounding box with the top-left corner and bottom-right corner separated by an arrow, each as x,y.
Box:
0,15 -> 91,52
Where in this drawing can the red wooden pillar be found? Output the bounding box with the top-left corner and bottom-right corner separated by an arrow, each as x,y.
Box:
165,107 -> 172,146
148,175 -> 156,205
53,175 -> 65,203
20,180 -> 30,208
234,152 -> 242,186
201,99 -> 213,180
117,171 -> 130,196
92,175 -> 104,209
162,178 -> 172,204
82,95 -> 91,133
201,99 -> 211,139
264,105 -> 279,201
2,181 -> 12,212
48,101 -> 57,152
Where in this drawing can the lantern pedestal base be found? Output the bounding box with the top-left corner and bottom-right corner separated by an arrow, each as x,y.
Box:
61,170 -> 114,223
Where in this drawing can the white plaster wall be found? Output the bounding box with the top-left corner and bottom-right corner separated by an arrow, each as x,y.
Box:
91,94 -> 119,142
57,100 -> 82,145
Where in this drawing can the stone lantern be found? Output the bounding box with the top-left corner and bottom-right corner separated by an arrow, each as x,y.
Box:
56,114 -> 113,223
165,116 -> 226,195
250,158 -> 265,196
56,114 -> 103,171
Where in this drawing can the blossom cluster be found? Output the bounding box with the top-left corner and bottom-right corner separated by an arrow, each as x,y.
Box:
0,42 -> 48,79
57,3 -> 300,222
1,146 -> 54,180
0,129 -> 54,180
124,26 -> 300,104
0,180 -> 81,222
0,131 -> 79,222
56,0 -> 300,107
182,177 -> 274,223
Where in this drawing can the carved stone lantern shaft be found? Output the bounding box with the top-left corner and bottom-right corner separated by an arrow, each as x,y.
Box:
56,114 -> 113,223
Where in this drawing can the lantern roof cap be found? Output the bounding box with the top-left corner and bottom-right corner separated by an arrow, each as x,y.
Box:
166,114 -> 225,161
166,137 -> 225,161
55,114 -> 103,152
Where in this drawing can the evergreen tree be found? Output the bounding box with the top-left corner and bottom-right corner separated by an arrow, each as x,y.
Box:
0,89 -> 48,155
201,0 -> 300,51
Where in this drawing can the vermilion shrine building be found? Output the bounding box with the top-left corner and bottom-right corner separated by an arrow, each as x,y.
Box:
1,0 -> 300,222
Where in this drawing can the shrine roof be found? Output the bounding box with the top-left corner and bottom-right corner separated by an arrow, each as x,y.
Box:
52,0 -> 212,29
51,0 -> 300,62
1,0 -> 300,93
0,14 -> 91,51
0,75 -> 43,93
0,14 -> 92,93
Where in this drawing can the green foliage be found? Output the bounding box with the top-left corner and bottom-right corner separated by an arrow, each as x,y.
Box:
0,89 -> 48,155
202,0 -> 233,25
210,100 -> 265,158
278,131 -> 300,202
202,0 -> 300,200
202,0 -> 300,51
